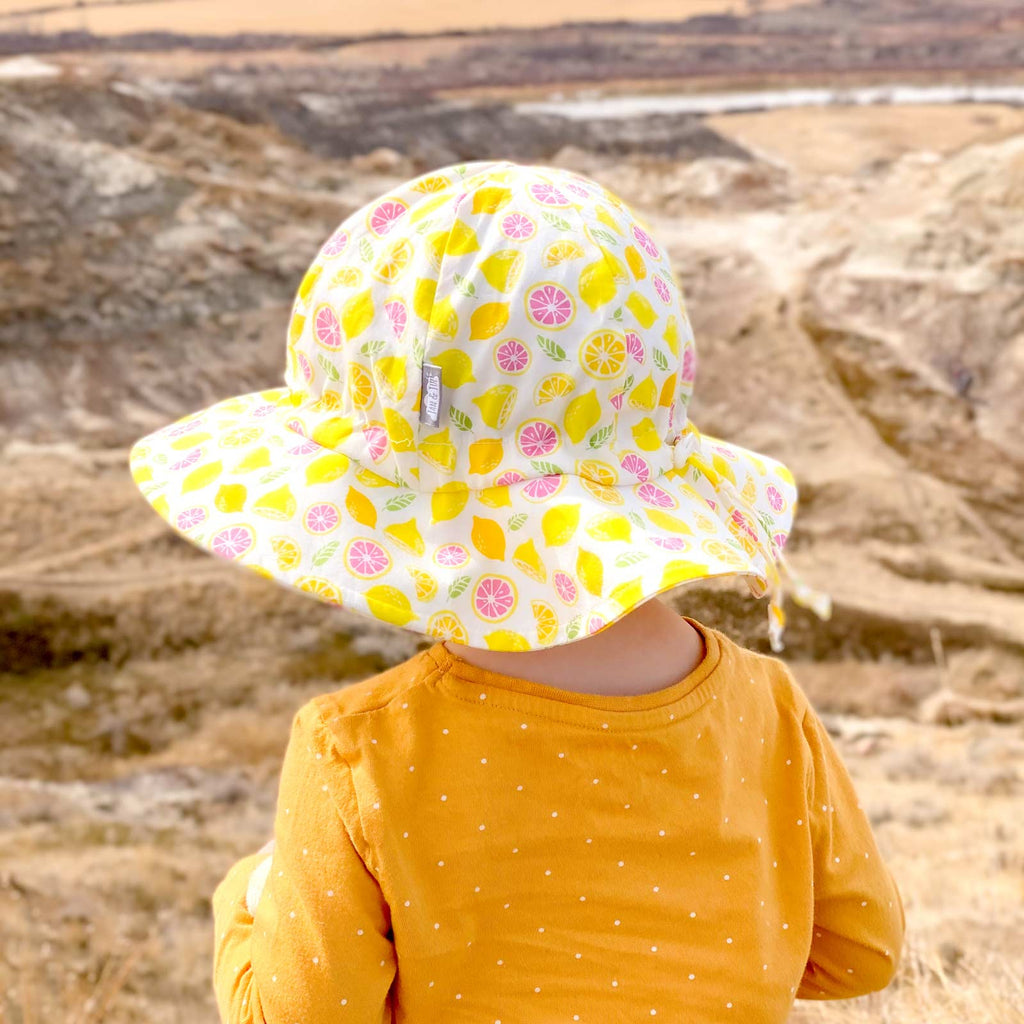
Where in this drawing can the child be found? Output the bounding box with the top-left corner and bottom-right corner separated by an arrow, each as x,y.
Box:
129,159 -> 905,1022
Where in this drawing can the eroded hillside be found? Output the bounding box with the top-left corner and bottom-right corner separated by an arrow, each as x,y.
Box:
1,59 -> 1022,1023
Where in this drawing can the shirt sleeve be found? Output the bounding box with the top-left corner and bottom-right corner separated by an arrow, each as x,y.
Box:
211,699 -> 395,1023
796,704 -> 907,1000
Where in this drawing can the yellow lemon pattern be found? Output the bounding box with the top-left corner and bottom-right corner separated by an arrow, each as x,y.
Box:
129,160 -> 806,652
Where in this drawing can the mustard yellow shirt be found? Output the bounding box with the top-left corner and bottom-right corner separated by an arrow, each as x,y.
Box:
212,616 -> 905,1022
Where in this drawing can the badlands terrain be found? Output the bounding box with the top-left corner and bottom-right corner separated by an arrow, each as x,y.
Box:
1,8 -> 1023,1020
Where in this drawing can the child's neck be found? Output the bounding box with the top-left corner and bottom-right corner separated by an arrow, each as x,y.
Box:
443,599 -> 706,697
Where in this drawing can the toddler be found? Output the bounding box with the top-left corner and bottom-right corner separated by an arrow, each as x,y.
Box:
129,159 -> 905,1022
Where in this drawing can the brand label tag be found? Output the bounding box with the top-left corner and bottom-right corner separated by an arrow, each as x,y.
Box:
420,363 -> 443,427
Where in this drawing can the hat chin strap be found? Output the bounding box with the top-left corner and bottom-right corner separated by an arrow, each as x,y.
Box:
716,476 -> 832,652
670,424 -> 831,653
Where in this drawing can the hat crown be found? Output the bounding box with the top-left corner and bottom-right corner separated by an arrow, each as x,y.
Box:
284,160 -> 697,492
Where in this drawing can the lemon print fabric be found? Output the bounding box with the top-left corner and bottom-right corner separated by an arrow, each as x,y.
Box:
129,159 -> 803,651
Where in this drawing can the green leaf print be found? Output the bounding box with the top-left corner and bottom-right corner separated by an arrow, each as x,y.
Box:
756,511 -> 776,537
312,541 -> 340,567
449,407 -> 473,431
448,574 -> 471,600
590,227 -> 619,247
587,424 -> 614,449
541,211 -> 573,231
153,453 -> 168,464
317,353 -> 341,381
530,459 -> 563,476
614,550 -> 649,568
452,273 -> 477,298
384,492 -> 417,512
611,306 -> 624,321
623,373 -> 635,391
360,339 -> 387,357
358,237 -> 374,262
537,335 -> 567,362
259,466 -> 290,484
653,348 -> 670,372
507,513 -> 528,531
627,511 -> 645,529
566,613 -> 584,640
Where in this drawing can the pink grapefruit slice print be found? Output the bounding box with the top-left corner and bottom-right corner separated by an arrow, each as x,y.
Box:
635,482 -> 677,509
494,338 -> 531,375
211,524 -> 255,560
304,501 -> 341,535
472,574 -> 517,622
553,570 -> 578,606
500,212 -> 536,240
384,299 -> 408,339
729,509 -> 759,546
766,485 -> 786,513
313,304 -> 342,350
525,283 -> 576,330
344,537 -> 392,579
320,228 -> 349,258
651,535 -> 690,551
528,183 -> 570,207
522,474 -> 565,502
631,224 -> 660,259
167,416 -> 204,438
434,543 -> 470,568
652,274 -> 672,303
176,506 -> 208,531
367,198 -> 409,237
297,351 -> 314,384
516,420 -> 560,458
362,424 -> 390,463
625,331 -> 645,364
169,448 -> 203,471
681,347 -> 696,382
619,452 -> 651,481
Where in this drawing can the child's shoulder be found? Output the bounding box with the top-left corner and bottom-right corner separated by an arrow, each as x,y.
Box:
714,624 -> 813,720
305,643 -> 442,726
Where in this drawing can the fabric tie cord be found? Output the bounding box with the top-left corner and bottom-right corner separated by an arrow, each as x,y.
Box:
671,423 -> 832,652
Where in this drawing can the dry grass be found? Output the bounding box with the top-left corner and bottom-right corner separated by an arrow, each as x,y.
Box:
793,936 -> 1024,1023
0,941 -> 150,1024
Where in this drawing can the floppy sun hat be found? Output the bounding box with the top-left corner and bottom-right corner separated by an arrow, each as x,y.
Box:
129,159 -> 831,652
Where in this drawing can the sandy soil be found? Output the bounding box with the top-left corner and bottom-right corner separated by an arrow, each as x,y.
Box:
0,0 -> 797,36
707,104 -> 1024,177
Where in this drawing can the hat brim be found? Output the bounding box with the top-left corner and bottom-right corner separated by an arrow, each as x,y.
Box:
129,386 -> 796,650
